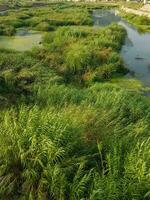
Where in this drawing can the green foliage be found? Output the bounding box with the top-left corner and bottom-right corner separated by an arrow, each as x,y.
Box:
121,13 -> 150,32
93,23 -> 126,51
0,3 -> 93,36
36,22 -> 55,32
90,139 -> 150,200
0,2 -> 149,200
0,84 -> 150,199
0,24 -> 16,36
0,105 -> 94,199
65,42 -> 92,74
40,24 -> 126,83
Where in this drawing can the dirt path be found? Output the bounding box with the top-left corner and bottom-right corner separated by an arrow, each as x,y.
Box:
121,5 -> 150,18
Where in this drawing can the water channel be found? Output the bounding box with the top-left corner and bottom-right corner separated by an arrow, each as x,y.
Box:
93,9 -> 150,87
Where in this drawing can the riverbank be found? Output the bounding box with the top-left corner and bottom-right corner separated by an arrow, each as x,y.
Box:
121,5 -> 150,18
120,5 -> 150,32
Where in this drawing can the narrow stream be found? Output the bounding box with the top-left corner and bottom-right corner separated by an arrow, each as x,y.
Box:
93,9 -> 150,87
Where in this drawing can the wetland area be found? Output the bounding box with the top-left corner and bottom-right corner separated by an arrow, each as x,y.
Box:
0,3 -> 149,200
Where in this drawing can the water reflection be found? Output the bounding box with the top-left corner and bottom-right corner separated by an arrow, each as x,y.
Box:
93,9 -> 150,86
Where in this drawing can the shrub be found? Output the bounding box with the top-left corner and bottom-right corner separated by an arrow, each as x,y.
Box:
0,25 -> 16,36
18,14 -> 31,20
11,19 -> 25,28
36,22 -> 56,32
65,43 -> 92,74
94,64 -> 118,81
3,25 -> 16,36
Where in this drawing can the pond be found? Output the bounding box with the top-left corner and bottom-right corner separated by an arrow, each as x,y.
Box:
93,9 -> 150,87
0,30 -> 42,51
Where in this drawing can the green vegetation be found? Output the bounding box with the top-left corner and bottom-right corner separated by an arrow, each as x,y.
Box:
0,3 -> 93,36
0,23 -> 127,103
0,83 -> 150,199
0,2 -> 149,200
121,12 -> 150,32
0,24 -> 16,35
41,24 -> 127,84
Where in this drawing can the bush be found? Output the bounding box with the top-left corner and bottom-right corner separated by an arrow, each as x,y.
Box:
0,25 -> 16,36
36,22 -> 56,32
3,26 -> 16,36
94,64 -> 118,81
65,43 -> 92,74
11,19 -> 26,28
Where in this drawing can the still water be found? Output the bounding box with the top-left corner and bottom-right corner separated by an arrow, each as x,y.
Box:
93,9 -> 150,86
0,30 -> 42,51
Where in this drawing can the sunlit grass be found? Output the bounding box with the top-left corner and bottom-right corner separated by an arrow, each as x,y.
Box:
110,77 -> 143,92
121,12 -> 150,32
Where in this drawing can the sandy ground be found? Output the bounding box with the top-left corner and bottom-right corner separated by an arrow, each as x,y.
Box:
121,4 -> 150,18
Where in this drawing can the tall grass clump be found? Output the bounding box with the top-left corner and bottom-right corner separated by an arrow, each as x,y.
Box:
65,43 -> 92,74
0,24 -> 16,36
41,24 -> 127,84
0,106 -> 96,199
0,85 -> 150,199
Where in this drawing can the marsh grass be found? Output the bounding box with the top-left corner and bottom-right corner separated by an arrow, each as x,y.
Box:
0,3 -> 149,200
0,3 -> 93,36
0,83 -> 149,199
40,24 -> 127,84
121,12 -> 150,32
